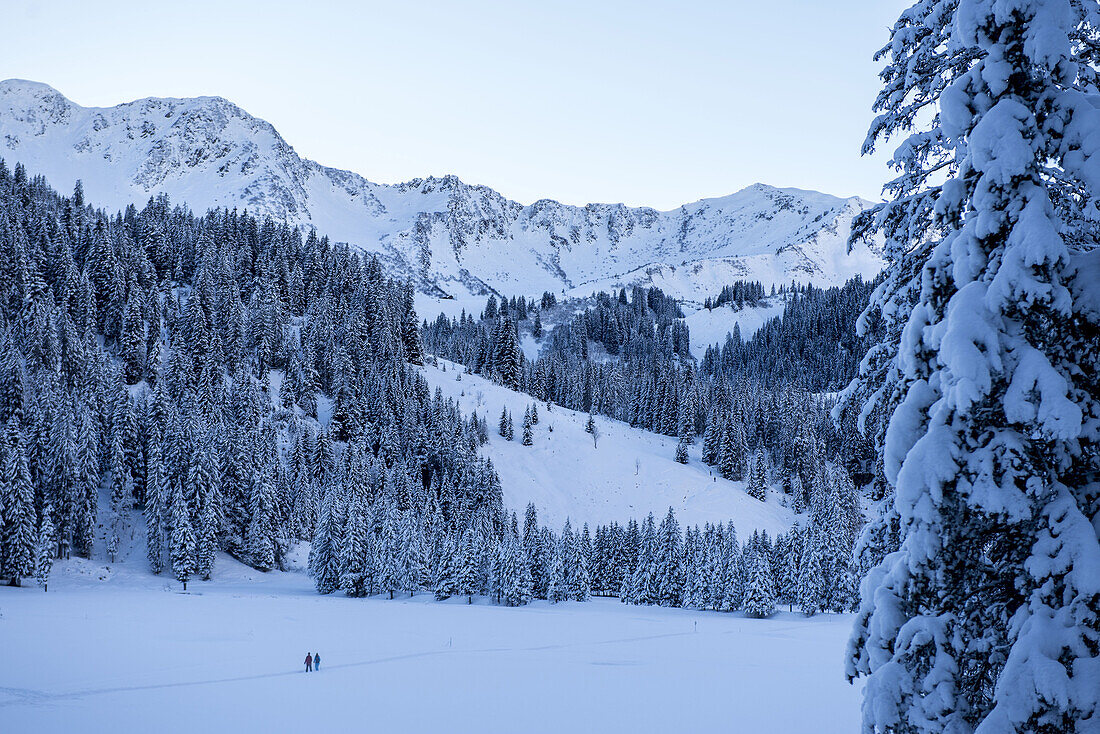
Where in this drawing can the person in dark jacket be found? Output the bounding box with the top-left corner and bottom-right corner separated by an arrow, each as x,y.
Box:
313,652 -> 321,670
304,653 -> 312,672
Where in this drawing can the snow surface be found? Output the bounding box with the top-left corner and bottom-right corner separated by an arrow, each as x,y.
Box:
0,554 -> 861,733
0,80 -> 884,301
682,300 -> 788,360
421,359 -> 794,533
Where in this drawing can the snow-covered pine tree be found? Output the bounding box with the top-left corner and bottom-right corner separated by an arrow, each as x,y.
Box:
73,409 -> 99,559
523,504 -> 548,599
742,548 -> 776,619
433,536 -> 458,601
169,478 -> 197,590
308,485 -> 342,595
625,513 -> 658,606
655,507 -> 684,607
846,3 -> 1100,731
546,533 -> 568,604
378,503 -> 401,599
701,415 -> 720,466
456,530 -> 480,604
397,511 -> 423,597
675,434 -> 689,464
2,421 -> 36,586
747,448 -> 767,501
104,424 -> 130,563
145,433 -> 166,573
246,469 -> 277,572
569,523 -> 591,602
796,528 -> 825,617
789,473 -> 805,515
717,419 -> 736,480
501,534 -> 533,607
521,406 -> 533,446
340,498 -> 371,597
35,504 -> 54,591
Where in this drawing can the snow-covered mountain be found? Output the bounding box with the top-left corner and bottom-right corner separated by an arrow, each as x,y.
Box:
0,79 -> 883,299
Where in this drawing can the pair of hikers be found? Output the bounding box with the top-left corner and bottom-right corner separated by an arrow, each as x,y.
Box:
304,652 -> 321,672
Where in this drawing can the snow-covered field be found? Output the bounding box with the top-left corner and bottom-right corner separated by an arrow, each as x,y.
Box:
0,554 -> 861,733
421,359 -> 794,533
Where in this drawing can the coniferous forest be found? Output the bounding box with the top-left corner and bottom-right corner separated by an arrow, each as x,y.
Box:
0,160 -> 863,615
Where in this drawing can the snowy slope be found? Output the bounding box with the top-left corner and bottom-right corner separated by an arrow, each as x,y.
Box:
421,358 -> 794,533
0,79 -> 883,301
682,300 -> 788,360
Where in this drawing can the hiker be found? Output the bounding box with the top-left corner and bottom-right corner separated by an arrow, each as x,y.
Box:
314,652 -> 321,671
304,652 -> 312,672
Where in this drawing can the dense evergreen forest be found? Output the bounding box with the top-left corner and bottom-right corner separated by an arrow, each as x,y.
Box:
0,159 -> 503,590
0,159 -> 862,617
699,276 -> 881,392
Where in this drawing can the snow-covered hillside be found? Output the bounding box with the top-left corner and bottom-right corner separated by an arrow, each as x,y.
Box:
0,79 -> 883,301
682,301 -> 788,360
421,358 -> 793,533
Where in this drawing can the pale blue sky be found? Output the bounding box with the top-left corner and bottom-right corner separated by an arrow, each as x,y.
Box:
4,0 -> 908,209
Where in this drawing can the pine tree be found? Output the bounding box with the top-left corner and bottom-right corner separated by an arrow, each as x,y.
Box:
456,531 -> 480,604
191,437 -> 220,580
569,523 -> 591,602
546,536 -> 568,604
35,505 -> 54,591
0,331 -> 24,424
845,4 -> 1100,731
169,479 -> 197,590
246,480 -> 276,571
73,410 -> 99,559
655,507 -> 683,606
2,422 -> 36,586
309,486 -> 343,595
145,435 -> 166,573
105,423 -> 130,562
522,503 -> 544,598
500,534 -> 532,607
796,530 -> 825,616
625,513 -> 658,606
742,549 -> 776,619
747,448 -> 767,501
674,435 -> 689,464
339,499 -> 371,597
521,406 -> 533,446
377,503 -> 401,599
433,537 -> 458,601
717,420 -> 740,480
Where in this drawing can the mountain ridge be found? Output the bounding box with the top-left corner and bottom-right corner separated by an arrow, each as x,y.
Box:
0,79 -> 883,299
